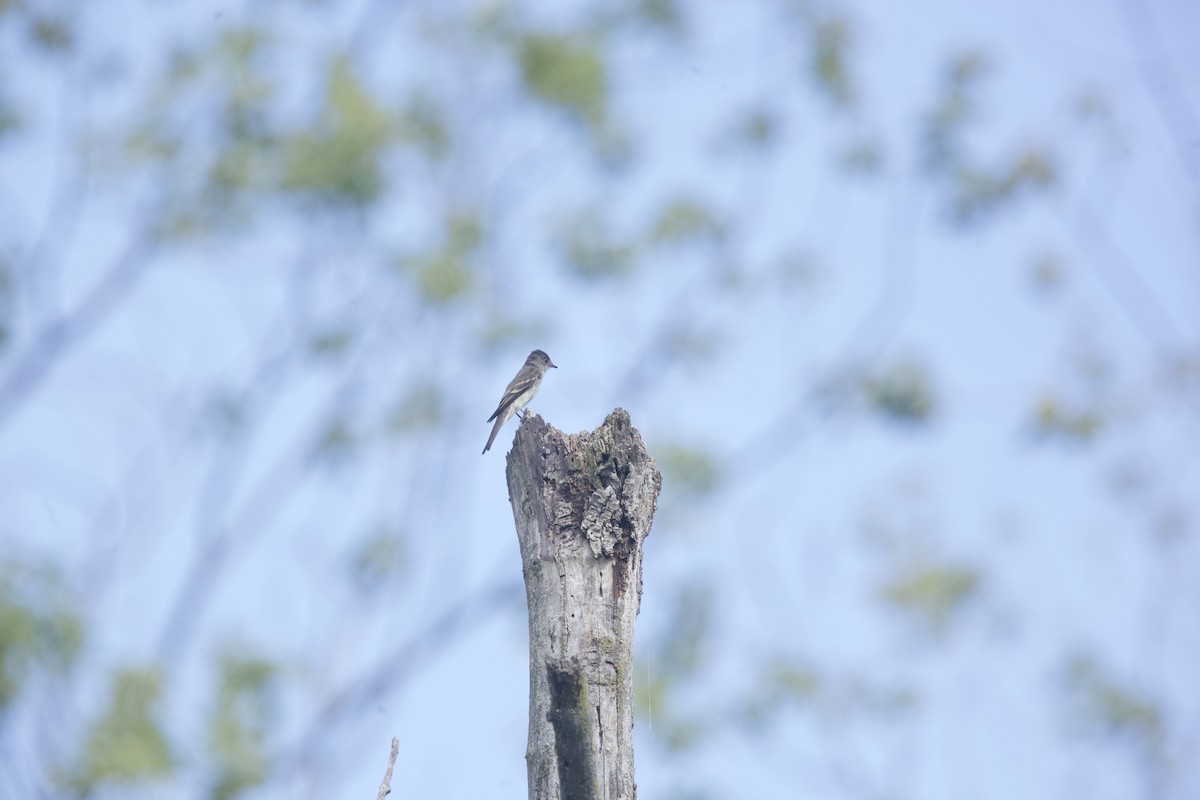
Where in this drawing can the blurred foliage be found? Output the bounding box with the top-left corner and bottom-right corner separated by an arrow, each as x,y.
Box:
386,383 -> 445,434
282,57 -> 392,207
658,444 -> 721,497
837,134 -> 884,176
308,328 -> 354,358
311,417 -> 356,464
631,0 -> 685,35
661,322 -> 719,364
1031,344 -> 1112,444
348,528 -> 409,598
557,206 -> 636,279
208,652 -> 277,800
949,149 -> 1056,225
1062,653 -> 1164,763
0,560 -> 83,708
0,90 -> 19,138
860,359 -> 937,424
205,392 -> 246,440
880,558 -> 981,633
741,657 -> 918,732
636,583 -> 713,751
921,52 -> 1057,226
399,210 -> 483,303
656,583 -> 710,677
0,259 -> 11,350
394,92 -> 452,160
770,248 -> 820,290
810,15 -> 855,109
921,52 -> 990,171
1030,250 -> 1067,295
720,107 -> 780,152
67,668 -> 173,793
517,33 -> 608,128
28,13 -> 73,54
647,197 -> 726,247
99,26 -> 279,238
739,657 -> 821,731
1031,395 -> 1104,443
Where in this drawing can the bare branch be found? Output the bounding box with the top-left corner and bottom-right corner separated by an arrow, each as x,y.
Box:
376,737 -> 399,800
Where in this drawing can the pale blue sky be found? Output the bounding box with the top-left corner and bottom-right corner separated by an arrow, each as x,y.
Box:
1,0 -> 1197,798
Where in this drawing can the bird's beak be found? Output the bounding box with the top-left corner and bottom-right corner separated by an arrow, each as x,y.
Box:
550,363 -> 558,369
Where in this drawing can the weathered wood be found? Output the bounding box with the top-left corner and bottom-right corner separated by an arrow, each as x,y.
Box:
506,409 -> 661,800
545,659 -> 600,800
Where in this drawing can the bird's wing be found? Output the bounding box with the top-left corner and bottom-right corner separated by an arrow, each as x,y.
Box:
486,369 -> 537,422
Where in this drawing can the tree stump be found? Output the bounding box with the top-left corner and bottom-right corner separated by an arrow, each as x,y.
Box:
506,409 -> 661,800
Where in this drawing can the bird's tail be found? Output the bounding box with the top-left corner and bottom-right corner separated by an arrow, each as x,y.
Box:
482,415 -> 505,454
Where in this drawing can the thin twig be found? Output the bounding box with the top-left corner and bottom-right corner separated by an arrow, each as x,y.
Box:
376,737 -> 399,800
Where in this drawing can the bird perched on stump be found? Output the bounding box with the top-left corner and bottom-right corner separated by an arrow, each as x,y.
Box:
483,349 -> 557,454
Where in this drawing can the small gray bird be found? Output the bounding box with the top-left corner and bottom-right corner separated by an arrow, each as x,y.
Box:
482,349 -> 557,454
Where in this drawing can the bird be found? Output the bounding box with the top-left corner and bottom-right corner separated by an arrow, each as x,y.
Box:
483,349 -> 557,455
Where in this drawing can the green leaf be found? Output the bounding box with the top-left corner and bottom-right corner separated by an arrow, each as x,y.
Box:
1063,653 -> 1164,759
312,418 -> 356,463
517,33 -> 608,127
646,197 -> 724,247
556,208 -> 635,279
837,136 -> 883,175
348,530 -> 408,597
921,52 -> 990,173
810,16 -> 854,109
0,93 -> 19,138
395,92 -> 451,159
0,598 -> 36,708
658,445 -> 721,496
860,359 -> 937,424
634,0 -> 685,34
764,658 -> 822,702
71,668 -> 173,791
1030,250 -> 1067,295
724,107 -> 778,151
880,560 -> 980,633
29,14 -> 74,53
1032,395 -> 1104,443
386,383 -> 444,434
208,653 -> 277,800
948,148 -> 1056,225
0,560 -> 83,709
309,328 -> 354,358
401,211 -> 482,304
282,56 -> 392,206
415,252 -> 471,302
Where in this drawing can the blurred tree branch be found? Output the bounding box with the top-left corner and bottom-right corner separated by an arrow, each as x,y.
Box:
1117,0 -> 1200,187
276,580 -> 523,780
0,231 -> 156,433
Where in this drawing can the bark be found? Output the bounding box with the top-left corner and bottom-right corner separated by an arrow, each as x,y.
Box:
506,409 -> 661,800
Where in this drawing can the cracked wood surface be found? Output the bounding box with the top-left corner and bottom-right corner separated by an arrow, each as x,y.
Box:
506,409 -> 661,800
